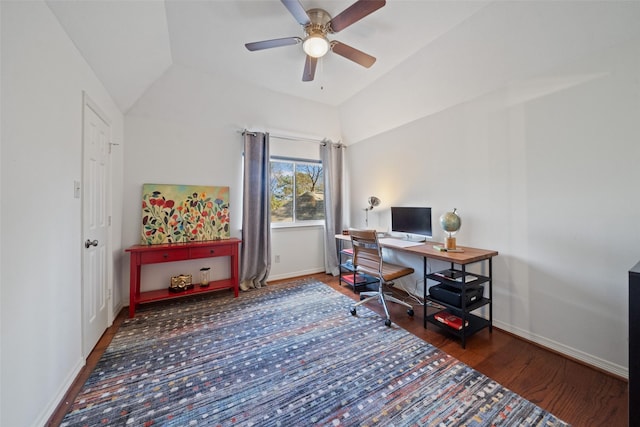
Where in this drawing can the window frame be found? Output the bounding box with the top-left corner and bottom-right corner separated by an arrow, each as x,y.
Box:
270,155 -> 325,228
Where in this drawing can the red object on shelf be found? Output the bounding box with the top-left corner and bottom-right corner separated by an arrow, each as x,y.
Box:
434,311 -> 469,330
340,273 -> 372,285
126,239 -> 241,318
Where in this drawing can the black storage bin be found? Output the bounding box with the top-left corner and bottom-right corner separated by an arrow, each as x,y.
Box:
429,284 -> 484,308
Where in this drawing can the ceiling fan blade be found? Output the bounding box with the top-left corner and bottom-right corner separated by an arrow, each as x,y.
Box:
302,55 -> 318,82
329,0 -> 386,33
245,37 -> 302,51
331,41 -> 376,68
302,56 -> 317,81
281,0 -> 311,26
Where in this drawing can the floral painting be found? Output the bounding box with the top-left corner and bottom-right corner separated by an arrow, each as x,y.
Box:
141,184 -> 230,245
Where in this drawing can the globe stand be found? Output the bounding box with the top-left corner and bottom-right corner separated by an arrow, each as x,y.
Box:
445,236 -> 457,250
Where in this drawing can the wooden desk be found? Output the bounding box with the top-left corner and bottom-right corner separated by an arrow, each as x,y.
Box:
335,234 -> 498,347
126,239 -> 241,317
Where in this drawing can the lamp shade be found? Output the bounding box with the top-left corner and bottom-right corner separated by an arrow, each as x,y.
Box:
303,34 -> 330,58
364,196 -> 380,227
367,196 -> 381,210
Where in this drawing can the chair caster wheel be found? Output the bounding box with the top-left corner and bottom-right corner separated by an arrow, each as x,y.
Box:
359,295 -> 366,301
350,307 -> 357,316
385,319 -> 392,327
407,309 -> 414,317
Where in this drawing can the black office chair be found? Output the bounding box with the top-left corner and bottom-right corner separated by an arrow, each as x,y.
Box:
348,229 -> 415,326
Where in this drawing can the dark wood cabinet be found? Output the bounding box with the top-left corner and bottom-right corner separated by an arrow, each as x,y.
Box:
630,260 -> 640,425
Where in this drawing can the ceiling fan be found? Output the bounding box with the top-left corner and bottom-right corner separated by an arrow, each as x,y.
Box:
245,0 -> 386,82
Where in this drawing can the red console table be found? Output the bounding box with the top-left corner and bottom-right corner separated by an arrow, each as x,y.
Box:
126,239 -> 241,317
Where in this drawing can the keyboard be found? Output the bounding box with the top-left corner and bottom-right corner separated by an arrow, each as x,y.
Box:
379,238 -> 424,248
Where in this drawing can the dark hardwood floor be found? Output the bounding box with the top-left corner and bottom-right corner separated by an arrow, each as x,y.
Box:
48,273 -> 628,426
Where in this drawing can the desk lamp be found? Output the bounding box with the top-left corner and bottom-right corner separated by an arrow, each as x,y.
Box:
364,196 -> 380,227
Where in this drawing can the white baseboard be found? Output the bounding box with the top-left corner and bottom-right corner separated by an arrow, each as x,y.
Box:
493,320 -> 628,379
111,301 -> 124,324
34,357 -> 85,427
268,268 -> 325,282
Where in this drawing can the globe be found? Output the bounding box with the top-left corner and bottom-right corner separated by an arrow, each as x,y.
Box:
440,208 -> 461,236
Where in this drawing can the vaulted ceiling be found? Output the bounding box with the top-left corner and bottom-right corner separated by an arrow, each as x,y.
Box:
46,0 -> 640,125
46,0 -> 488,112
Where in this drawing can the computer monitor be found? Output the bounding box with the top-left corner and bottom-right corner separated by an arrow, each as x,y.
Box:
391,207 -> 432,239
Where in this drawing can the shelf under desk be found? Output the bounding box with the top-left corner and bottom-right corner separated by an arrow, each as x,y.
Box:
335,234 -> 498,348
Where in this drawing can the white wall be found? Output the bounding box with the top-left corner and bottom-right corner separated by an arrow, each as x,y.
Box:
344,31 -> 640,376
0,2 -> 124,426
123,64 -> 340,294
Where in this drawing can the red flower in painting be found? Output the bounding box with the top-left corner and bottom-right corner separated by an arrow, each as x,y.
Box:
142,201 -> 147,209
165,200 -> 175,208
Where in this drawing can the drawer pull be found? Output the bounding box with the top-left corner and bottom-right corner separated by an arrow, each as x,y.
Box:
210,249 -> 215,254
163,253 -> 169,258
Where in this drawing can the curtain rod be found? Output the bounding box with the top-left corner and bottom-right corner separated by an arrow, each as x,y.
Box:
240,129 -> 342,147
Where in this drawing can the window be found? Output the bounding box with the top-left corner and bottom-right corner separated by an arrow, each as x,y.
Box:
270,157 -> 324,223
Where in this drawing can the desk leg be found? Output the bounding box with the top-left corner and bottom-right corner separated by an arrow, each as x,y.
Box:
489,258 -> 493,332
461,265 -> 467,349
129,254 -> 141,318
423,256 -> 428,329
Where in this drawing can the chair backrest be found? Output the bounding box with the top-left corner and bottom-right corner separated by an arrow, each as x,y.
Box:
349,229 -> 382,276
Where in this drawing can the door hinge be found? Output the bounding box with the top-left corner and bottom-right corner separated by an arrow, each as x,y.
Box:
108,215 -> 112,226
108,141 -> 120,154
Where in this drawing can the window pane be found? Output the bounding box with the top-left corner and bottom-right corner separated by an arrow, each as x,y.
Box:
295,163 -> 325,220
270,161 -> 293,222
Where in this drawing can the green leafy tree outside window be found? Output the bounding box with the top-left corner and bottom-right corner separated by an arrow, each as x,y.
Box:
271,160 -> 324,223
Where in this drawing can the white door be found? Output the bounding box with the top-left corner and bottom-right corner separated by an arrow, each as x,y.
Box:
82,94 -> 110,357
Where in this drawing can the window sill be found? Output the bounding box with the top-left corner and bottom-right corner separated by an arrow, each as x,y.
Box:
271,221 -> 325,230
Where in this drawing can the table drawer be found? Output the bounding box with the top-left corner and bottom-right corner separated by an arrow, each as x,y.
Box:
190,244 -> 233,259
140,248 -> 189,264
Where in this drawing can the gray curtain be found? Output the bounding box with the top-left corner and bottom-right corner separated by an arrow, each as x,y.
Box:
240,132 -> 271,290
320,141 -> 343,276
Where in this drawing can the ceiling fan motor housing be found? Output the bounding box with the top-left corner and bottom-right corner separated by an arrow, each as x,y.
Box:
305,8 -> 332,34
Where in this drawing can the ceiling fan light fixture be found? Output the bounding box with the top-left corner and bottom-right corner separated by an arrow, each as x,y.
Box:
303,33 -> 330,58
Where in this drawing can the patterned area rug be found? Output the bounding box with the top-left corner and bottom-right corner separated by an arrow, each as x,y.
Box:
61,279 -> 569,426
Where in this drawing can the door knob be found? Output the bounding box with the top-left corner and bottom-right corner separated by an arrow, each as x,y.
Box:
85,239 -> 98,248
